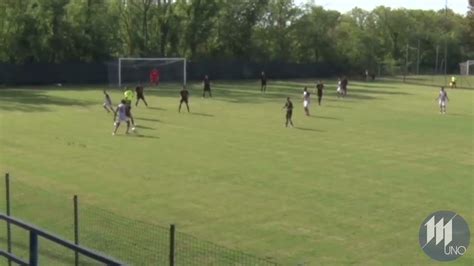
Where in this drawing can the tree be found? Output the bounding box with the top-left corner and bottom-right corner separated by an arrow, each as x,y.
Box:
256,0 -> 299,61
290,6 -> 340,63
181,0 -> 219,59
463,1 -> 474,58
0,0 -> 470,74
212,0 -> 268,59
67,0 -> 120,61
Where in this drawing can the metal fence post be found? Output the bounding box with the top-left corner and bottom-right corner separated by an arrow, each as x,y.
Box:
73,195 -> 79,266
169,224 -> 175,266
29,231 -> 39,266
5,173 -> 12,266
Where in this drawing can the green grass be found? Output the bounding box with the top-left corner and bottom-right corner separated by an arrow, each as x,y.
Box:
0,77 -> 473,265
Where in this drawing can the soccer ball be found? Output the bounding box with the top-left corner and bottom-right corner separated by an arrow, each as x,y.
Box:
132,127 -> 136,131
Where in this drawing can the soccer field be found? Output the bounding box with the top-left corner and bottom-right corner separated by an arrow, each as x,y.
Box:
0,79 -> 473,265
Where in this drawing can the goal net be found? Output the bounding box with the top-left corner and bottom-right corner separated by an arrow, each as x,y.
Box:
459,60 -> 474,75
108,58 -> 187,88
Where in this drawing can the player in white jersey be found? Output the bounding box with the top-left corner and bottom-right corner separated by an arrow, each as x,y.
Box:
303,87 -> 311,116
112,99 -> 131,135
435,87 -> 449,114
336,78 -> 342,97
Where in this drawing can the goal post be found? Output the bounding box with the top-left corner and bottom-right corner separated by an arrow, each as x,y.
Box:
110,57 -> 187,88
459,60 -> 474,75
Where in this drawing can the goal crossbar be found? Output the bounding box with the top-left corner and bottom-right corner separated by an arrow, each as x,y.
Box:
119,57 -> 186,61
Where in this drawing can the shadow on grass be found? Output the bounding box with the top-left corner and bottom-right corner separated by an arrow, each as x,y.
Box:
310,115 -> 342,121
147,106 -> 166,111
294,127 -> 325,132
0,79 -> 404,113
190,112 -> 214,117
324,104 -> 352,109
349,82 -> 398,89
134,117 -> 162,123
135,125 -> 155,130
0,89 -> 96,112
135,134 -> 159,139
350,88 -> 410,95
112,133 -> 159,139
209,84 -> 382,103
335,93 -> 377,101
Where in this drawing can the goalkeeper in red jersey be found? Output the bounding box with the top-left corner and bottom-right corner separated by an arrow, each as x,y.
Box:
150,68 -> 160,86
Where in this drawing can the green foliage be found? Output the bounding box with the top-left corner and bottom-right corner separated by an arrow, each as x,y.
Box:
0,0 -> 470,72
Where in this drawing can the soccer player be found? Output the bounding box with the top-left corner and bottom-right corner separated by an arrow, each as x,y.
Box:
341,76 -> 348,97
365,69 -> 369,81
123,88 -> 136,128
135,84 -> 148,107
179,85 -> 190,113
282,97 -> 294,127
436,87 -> 449,114
202,75 -> 212,98
260,71 -> 267,92
303,87 -> 311,116
316,80 -> 324,105
450,76 -> 457,88
150,68 -> 160,86
124,87 -> 134,103
103,90 -> 114,113
113,99 -> 131,135
336,77 -> 342,97
125,101 -> 136,130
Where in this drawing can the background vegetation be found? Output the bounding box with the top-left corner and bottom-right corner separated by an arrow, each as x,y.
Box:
0,0 -> 472,73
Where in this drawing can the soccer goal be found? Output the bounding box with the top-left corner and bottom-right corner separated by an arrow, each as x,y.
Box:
108,57 -> 187,88
459,60 -> 474,75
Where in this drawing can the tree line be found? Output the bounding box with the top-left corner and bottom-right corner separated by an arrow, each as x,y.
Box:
0,0 -> 472,74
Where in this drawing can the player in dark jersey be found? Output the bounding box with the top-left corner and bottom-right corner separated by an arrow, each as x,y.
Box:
103,90 -> 114,113
260,71 -> 267,92
179,85 -> 190,113
135,84 -> 148,107
341,77 -> 348,97
282,97 -> 294,127
124,99 -> 136,131
316,81 -> 324,105
202,75 -> 212,98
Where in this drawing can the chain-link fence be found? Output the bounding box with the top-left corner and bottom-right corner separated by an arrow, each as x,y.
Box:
0,61 -> 343,86
374,53 -> 474,89
381,74 -> 474,89
0,173 -> 277,266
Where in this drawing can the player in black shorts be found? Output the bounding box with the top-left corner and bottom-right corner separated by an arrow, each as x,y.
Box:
260,71 -> 267,92
179,85 -> 190,113
341,76 -> 348,97
202,75 -> 212,98
103,90 -> 114,113
282,97 -> 294,127
135,84 -> 148,107
316,80 -> 324,105
124,99 -> 136,130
